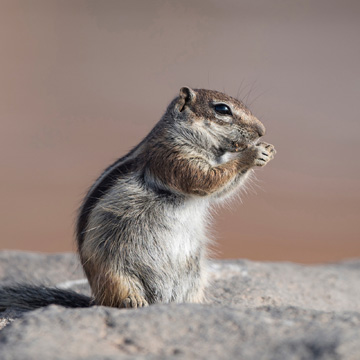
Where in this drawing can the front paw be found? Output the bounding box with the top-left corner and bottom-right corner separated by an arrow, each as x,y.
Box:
254,142 -> 276,167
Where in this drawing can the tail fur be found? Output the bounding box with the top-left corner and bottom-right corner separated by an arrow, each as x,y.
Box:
0,284 -> 92,310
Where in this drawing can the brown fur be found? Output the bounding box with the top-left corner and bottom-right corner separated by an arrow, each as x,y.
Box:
147,142 -> 258,196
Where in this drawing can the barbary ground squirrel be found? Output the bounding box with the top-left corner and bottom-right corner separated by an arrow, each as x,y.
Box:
0,87 -> 275,310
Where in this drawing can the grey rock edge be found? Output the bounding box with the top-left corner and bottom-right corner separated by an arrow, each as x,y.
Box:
0,251 -> 359,360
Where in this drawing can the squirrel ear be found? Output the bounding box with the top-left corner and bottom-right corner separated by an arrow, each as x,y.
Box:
177,86 -> 196,112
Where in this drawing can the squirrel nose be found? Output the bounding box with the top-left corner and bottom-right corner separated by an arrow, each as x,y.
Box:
255,122 -> 266,137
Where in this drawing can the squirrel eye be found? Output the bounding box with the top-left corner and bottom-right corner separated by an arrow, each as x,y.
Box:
214,104 -> 232,116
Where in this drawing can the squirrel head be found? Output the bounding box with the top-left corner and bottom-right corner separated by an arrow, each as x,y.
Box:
172,87 -> 266,152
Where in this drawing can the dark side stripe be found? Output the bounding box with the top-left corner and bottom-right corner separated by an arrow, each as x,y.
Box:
76,157 -> 138,249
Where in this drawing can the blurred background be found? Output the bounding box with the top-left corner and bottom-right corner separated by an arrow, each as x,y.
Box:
1,0 -> 359,263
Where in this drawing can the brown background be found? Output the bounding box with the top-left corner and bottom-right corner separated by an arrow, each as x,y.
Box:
1,0 -> 359,263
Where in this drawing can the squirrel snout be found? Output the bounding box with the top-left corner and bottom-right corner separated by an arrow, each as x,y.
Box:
255,122 -> 266,137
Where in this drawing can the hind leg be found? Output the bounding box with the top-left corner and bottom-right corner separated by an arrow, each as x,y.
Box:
95,273 -> 148,308
85,264 -> 148,308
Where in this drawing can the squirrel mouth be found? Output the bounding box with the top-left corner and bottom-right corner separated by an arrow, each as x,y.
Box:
231,138 -> 260,152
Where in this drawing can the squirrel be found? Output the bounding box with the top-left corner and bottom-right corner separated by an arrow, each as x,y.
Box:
0,87 -> 275,310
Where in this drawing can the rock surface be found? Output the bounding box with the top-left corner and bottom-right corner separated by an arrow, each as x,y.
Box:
0,251 -> 359,359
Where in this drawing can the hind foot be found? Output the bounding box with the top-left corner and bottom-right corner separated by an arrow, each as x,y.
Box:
121,293 -> 148,308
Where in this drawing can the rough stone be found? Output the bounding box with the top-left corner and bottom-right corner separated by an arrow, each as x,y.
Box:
0,251 -> 359,359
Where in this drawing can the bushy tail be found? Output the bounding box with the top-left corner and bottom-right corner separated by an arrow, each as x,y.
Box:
0,284 -> 93,310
